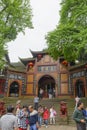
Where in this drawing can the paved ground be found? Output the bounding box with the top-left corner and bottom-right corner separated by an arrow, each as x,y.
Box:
40,125 -> 76,130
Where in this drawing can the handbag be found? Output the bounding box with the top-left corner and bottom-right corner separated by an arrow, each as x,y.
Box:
25,118 -> 29,125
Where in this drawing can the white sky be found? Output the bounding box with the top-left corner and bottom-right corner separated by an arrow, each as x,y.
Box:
7,0 -> 61,62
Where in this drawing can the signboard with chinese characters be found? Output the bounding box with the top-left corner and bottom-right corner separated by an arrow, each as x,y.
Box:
70,71 -> 85,79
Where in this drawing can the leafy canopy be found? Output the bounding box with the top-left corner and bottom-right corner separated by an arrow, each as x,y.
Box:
0,0 -> 33,68
46,0 -> 87,62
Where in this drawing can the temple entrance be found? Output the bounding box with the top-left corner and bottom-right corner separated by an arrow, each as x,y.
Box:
75,80 -> 85,97
38,75 -> 55,98
9,81 -> 19,97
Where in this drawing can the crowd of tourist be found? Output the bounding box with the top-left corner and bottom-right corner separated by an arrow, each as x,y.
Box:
0,98 -> 57,130
1,94 -> 87,130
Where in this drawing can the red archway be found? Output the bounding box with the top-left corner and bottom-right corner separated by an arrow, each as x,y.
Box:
38,75 -> 55,98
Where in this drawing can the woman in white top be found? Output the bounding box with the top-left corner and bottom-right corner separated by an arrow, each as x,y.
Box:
49,106 -> 57,125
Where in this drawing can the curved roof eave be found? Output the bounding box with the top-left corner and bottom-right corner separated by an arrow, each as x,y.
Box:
30,49 -> 47,57
19,57 -> 35,66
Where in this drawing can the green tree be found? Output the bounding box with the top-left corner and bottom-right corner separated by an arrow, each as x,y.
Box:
46,0 -> 87,62
0,0 -> 33,68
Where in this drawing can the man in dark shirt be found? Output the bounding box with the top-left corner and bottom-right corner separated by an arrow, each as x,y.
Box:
28,105 -> 39,130
73,102 -> 86,130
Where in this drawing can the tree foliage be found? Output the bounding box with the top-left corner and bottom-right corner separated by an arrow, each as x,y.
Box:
46,0 -> 87,62
0,0 -> 33,68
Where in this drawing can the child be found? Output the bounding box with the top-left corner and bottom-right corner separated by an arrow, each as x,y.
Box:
50,106 -> 57,125
43,107 -> 49,128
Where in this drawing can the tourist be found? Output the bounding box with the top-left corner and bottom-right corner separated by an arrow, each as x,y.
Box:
15,100 -> 22,126
73,102 -> 86,130
0,105 -> 18,130
34,95 -> 39,110
48,88 -> 53,99
39,88 -> 44,100
43,107 -> 49,128
53,88 -> 56,98
16,100 -> 21,115
50,106 -> 57,125
18,105 -> 29,130
75,96 -> 80,108
28,105 -> 39,130
38,105 -> 44,127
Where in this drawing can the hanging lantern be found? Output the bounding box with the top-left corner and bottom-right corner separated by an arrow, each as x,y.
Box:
28,62 -> 34,69
62,60 -> 68,66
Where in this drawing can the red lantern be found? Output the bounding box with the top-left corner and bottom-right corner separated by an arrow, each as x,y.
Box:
28,62 -> 34,69
62,60 -> 68,66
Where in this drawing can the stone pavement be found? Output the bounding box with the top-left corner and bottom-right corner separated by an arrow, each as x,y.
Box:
40,125 -> 76,130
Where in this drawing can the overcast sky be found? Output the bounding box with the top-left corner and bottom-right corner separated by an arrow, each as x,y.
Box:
7,0 -> 61,62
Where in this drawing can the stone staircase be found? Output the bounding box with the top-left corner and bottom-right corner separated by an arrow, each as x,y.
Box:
1,97 -> 87,126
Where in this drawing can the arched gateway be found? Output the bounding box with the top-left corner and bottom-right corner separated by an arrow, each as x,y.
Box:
9,81 -> 19,97
38,75 -> 56,98
75,79 -> 85,97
